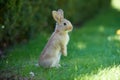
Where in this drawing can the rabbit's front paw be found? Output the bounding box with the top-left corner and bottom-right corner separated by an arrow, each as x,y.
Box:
56,64 -> 61,68
62,49 -> 67,56
63,52 -> 67,56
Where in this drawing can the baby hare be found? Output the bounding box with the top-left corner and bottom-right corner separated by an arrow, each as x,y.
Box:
38,9 -> 73,68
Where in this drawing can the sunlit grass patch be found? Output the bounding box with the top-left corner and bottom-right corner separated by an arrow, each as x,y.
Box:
107,35 -> 120,41
98,25 -> 105,33
77,42 -> 87,50
76,65 -> 120,80
111,0 -> 120,11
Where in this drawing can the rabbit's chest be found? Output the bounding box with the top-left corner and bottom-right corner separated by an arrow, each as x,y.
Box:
60,34 -> 69,45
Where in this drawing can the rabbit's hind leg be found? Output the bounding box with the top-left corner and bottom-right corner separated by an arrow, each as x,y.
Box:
39,59 -> 53,68
50,53 -> 61,68
50,60 -> 61,68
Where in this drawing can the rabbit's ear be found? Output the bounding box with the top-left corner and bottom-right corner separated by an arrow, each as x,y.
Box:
58,9 -> 64,18
52,11 -> 62,23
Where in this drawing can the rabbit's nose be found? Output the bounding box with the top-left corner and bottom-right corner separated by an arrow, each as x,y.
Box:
67,26 -> 73,31
70,25 -> 73,29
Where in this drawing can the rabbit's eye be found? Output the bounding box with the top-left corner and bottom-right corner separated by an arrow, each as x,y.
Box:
63,23 -> 67,26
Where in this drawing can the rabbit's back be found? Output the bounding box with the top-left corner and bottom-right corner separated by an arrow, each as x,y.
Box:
39,33 -> 61,65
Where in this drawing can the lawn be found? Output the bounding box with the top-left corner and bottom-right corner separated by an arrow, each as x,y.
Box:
0,8 -> 120,80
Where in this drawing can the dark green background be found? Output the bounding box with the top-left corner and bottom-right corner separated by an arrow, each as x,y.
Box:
0,0 -> 111,49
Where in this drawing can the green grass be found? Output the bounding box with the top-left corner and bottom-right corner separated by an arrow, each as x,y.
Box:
0,8 -> 120,80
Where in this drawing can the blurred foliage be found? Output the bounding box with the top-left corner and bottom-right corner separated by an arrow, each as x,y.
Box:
57,0 -> 111,25
0,0 -> 111,49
